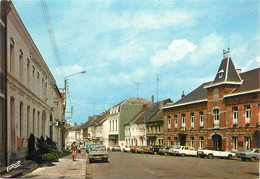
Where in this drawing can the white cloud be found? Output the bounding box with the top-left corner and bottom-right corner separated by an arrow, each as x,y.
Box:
189,33 -> 224,65
151,39 -> 197,66
256,56 -> 260,63
55,64 -> 90,77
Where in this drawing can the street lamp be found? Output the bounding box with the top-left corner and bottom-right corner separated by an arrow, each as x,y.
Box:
64,70 -> 86,108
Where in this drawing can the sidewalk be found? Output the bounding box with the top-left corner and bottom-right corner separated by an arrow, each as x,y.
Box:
21,151 -> 87,178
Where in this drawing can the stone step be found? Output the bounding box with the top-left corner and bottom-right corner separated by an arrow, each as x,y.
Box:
21,160 -> 32,167
0,169 -> 23,178
0,167 -> 7,174
22,163 -> 38,175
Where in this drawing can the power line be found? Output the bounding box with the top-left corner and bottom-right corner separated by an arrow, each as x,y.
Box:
38,0 -> 63,76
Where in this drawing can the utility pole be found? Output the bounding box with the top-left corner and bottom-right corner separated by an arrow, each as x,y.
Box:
133,81 -> 142,98
156,74 -> 160,102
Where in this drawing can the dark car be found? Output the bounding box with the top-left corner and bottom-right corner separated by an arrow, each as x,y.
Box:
148,145 -> 162,154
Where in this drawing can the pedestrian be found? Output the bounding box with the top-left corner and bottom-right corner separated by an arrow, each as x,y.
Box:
71,141 -> 77,161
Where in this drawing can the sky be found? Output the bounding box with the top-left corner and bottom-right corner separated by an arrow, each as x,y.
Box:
12,0 -> 260,125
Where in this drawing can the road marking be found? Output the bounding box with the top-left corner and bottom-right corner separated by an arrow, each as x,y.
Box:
144,168 -> 155,174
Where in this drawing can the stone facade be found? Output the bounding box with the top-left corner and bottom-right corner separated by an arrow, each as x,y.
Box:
5,2 -> 65,165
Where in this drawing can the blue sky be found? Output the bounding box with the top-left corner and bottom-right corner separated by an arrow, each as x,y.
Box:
12,0 -> 259,124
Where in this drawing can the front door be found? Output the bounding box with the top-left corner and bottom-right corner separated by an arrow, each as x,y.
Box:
179,134 -> 186,146
212,134 -> 222,149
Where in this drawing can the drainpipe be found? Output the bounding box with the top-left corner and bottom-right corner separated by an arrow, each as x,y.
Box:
4,0 -> 11,166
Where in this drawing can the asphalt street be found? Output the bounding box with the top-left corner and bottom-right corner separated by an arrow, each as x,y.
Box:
86,151 -> 259,178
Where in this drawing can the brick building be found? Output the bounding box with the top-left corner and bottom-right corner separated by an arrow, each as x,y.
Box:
163,53 -> 260,151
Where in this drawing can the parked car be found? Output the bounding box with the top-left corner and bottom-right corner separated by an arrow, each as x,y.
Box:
168,146 -> 179,156
111,145 -> 121,152
143,146 -> 152,153
237,148 -> 260,162
197,147 -> 235,159
88,145 -> 108,163
158,146 -> 170,155
136,146 -> 145,153
148,145 -> 162,154
174,146 -> 197,157
130,145 -> 138,153
123,146 -> 132,152
86,144 -> 97,153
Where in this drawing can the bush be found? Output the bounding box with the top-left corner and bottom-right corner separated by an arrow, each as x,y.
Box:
28,136 -> 59,164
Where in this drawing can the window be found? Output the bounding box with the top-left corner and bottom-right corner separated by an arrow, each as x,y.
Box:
232,107 -> 238,124
20,102 -> 23,137
151,126 -> 153,133
27,106 -> 30,137
175,115 -> 178,128
200,112 -> 204,127
245,106 -> 251,123
213,109 -> 219,128
10,37 -> 15,74
112,120 -> 114,131
190,113 -> 194,128
190,137 -> 195,148
199,137 -> 204,149
19,49 -> 23,83
233,137 -> 238,150
115,120 -> 117,131
109,121 -> 111,131
167,116 -> 171,129
174,137 -> 178,145
213,88 -> 219,100
27,59 -> 30,88
182,114 -> 186,128
158,125 -> 161,132
245,137 -> 251,149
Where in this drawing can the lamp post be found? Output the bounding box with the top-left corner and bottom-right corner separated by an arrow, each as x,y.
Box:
64,71 -> 86,107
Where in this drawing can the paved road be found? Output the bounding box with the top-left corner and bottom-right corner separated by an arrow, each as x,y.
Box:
86,152 -> 259,178
22,151 -> 87,178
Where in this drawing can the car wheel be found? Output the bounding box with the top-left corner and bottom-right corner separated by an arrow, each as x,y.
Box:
242,158 -> 246,161
181,153 -> 185,157
208,154 -> 213,159
154,152 -> 157,155
228,154 -> 233,160
106,158 -> 109,163
250,157 -> 256,162
164,153 -> 168,156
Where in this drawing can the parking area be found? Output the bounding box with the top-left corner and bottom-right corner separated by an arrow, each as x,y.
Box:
87,151 -> 259,178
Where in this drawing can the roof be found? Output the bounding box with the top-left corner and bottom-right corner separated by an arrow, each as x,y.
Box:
205,56 -> 242,88
147,110 -> 164,123
89,111 -> 109,127
162,65 -> 260,109
122,98 -> 152,105
224,68 -> 260,97
127,98 -> 171,124
163,82 -> 210,109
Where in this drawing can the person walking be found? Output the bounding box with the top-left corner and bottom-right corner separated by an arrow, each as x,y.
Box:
71,141 -> 77,161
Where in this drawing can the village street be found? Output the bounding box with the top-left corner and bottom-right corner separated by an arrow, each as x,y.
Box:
87,152 -> 259,178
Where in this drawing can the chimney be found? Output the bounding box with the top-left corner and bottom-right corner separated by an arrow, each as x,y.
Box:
236,69 -> 242,74
151,95 -> 155,103
181,91 -> 185,98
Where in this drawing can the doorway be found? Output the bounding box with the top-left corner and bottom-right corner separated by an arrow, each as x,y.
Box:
179,134 -> 186,146
212,134 -> 222,149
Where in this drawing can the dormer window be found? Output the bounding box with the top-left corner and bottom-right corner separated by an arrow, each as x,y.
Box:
218,69 -> 224,78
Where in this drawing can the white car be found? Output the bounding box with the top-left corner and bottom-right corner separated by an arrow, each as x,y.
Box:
168,146 -> 179,156
123,146 -> 131,152
197,147 -> 235,159
175,146 -> 197,157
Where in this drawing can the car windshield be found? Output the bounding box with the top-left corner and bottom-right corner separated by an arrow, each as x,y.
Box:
244,149 -> 254,152
90,146 -> 106,151
176,146 -> 182,149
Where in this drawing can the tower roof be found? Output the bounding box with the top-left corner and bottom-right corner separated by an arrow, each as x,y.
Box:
205,56 -> 242,88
